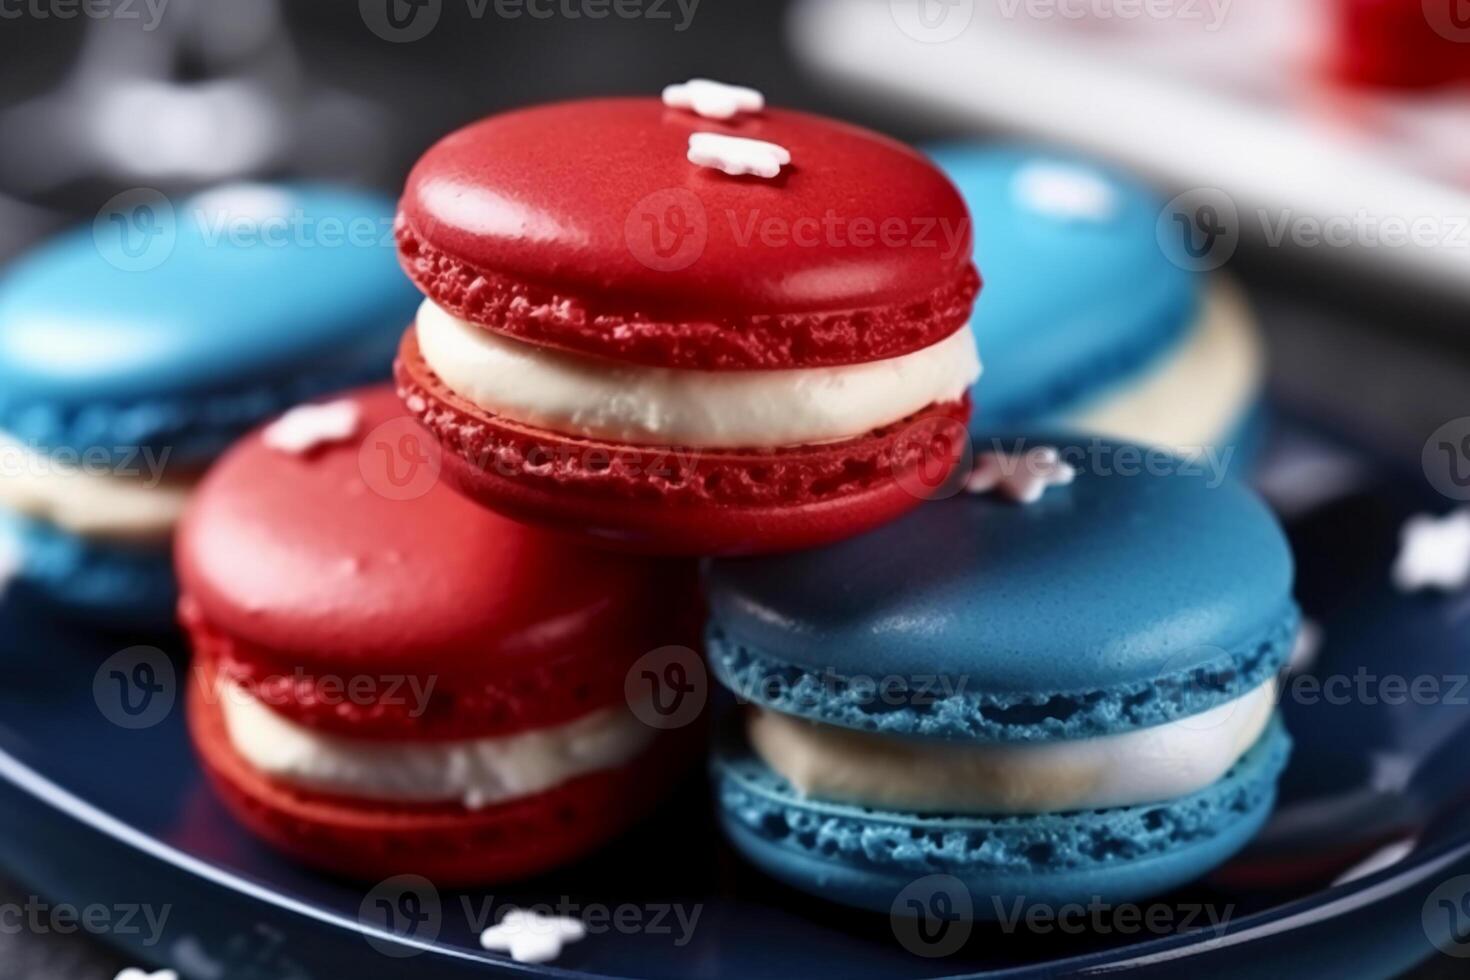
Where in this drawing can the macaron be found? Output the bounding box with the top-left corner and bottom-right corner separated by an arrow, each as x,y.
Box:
926,146 -> 1266,467
394,90 -> 982,555
179,387 -> 699,884
0,184 -> 420,628
705,434 -> 1296,913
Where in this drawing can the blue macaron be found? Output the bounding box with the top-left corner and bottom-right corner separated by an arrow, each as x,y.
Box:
706,434 -> 1296,914
928,146 -> 1266,463
0,183 -> 421,628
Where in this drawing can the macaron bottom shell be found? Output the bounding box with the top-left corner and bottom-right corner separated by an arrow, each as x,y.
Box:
188,660 -> 694,886
0,509 -> 177,632
713,718 -> 1290,915
395,332 -> 973,556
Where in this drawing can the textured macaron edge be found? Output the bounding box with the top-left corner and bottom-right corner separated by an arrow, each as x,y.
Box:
707,603 -> 1299,742
395,329 -> 973,508
396,216 -> 982,371
713,716 -> 1290,878
0,348 -> 394,466
0,509 -> 176,630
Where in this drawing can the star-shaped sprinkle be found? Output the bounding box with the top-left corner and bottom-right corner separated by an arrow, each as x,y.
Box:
261,399 -> 362,455
965,446 -> 1076,504
1011,161 -> 1118,223
115,970 -> 178,980
687,132 -> 790,179
1393,509 -> 1470,592
662,78 -> 764,120
480,908 -> 587,964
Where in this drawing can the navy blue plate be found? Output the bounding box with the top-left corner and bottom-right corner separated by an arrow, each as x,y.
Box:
1,415 -> 1468,978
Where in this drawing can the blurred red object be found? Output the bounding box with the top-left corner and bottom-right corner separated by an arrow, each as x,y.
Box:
1333,0 -> 1470,89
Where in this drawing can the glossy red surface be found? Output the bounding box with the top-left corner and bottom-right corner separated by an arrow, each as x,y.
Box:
395,331 -> 973,555
397,97 -> 979,369
175,386 -> 697,700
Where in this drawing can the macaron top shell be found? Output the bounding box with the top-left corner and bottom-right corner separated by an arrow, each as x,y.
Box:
398,98 -> 979,369
705,435 -> 1297,741
0,184 -> 419,458
925,146 -> 1198,425
177,387 -> 686,677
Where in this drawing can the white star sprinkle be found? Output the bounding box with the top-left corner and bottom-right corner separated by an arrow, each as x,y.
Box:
965,446 -> 1076,504
115,970 -> 178,980
662,79 -> 764,120
687,132 -> 790,179
1393,509 -> 1470,592
480,908 -> 587,964
1012,161 -> 1118,223
261,399 -> 362,455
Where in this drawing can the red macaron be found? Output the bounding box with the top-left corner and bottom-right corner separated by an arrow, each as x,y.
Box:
394,92 -> 981,555
178,386 -> 701,884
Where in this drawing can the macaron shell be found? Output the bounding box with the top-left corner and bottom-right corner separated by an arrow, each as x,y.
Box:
714,718 -> 1290,914
925,146 -> 1198,427
399,98 -> 979,369
704,434 -> 1296,739
188,661 -> 692,885
396,334 -> 973,555
176,386 -> 695,675
0,186 -> 419,458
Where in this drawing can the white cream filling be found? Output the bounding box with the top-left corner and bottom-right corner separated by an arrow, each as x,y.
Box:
0,432 -> 192,543
749,679 -> 1276,815
219,682 -> 656,809
414,298 -> 982,449
1066,279 -> 1263,452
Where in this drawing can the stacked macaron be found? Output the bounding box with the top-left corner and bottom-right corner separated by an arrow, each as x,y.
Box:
393,88 -> 982,555
927,146 -> 1265,467
706,435 -> 1295,912
180,387 -> 698,883
0,184 -> 419,627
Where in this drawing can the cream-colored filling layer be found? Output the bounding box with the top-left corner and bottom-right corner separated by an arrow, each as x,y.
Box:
749,679 -> 1275,815
414,298 -> 982,448
0,432 -> 192,543
1067,279 -> 1263,452
220,682 -> 655,810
